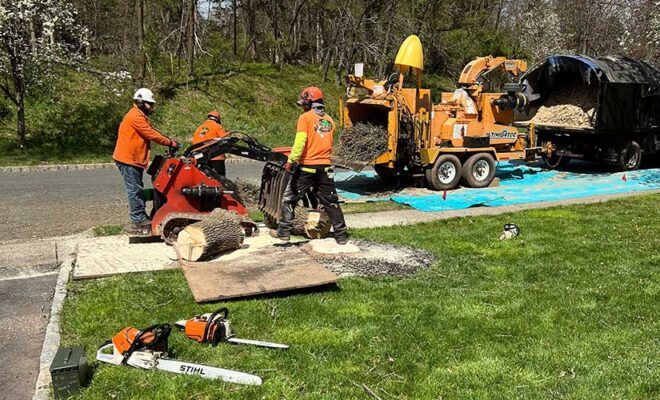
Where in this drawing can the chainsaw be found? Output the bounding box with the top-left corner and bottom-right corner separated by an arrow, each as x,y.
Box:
175,307 -> 288,350
96,323 -> 262,385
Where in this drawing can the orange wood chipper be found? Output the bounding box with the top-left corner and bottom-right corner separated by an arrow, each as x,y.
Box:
339,35 -> 543,190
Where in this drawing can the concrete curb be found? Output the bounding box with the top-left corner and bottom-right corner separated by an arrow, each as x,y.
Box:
0,163 -> 115,173
32,259 -> 74,400
0,156 -> 259,173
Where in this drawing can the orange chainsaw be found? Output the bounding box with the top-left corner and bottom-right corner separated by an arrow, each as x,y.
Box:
96,323 -> 262,385
175,308 -> 288,349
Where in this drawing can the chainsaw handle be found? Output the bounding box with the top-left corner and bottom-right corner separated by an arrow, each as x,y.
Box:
203,308 -> 229,343
121,324 -> 171,365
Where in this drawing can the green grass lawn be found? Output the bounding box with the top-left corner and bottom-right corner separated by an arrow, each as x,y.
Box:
61,195 -> 660,399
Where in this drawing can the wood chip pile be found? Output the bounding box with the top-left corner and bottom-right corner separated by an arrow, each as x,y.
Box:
334,123 -> 389,167
531,81 -> 597,128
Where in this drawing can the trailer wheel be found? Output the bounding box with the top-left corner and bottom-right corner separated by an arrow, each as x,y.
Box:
426,154 -> 461,191
461,153 -> 496,188
616,141 -> 641,171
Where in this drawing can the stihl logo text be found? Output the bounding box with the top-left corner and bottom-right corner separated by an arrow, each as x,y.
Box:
180,365 -> 207,375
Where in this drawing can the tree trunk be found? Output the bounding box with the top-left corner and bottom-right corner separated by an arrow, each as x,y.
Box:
232,0 -> 238,57
186,0 -> 196,76
16,91 -> 26,149
176,209 -> 245,262
137,0 -> 146,84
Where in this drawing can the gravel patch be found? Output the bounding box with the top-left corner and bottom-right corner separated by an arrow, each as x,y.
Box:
308,239 -> 435,278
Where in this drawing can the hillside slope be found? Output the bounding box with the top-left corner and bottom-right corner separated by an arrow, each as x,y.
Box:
0,63 -> 452,165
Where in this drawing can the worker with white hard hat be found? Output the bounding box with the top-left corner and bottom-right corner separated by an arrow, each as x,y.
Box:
113,88 -> 179,233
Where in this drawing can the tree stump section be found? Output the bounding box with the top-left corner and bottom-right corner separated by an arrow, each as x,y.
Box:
176,209 -> 244,262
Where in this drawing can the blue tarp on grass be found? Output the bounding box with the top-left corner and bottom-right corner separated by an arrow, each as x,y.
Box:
334,161 -> 660,212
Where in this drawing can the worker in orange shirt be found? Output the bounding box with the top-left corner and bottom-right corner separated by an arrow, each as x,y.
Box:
113,88 -> 179,232
192,111 -> 229,177
270,87 -> 348,245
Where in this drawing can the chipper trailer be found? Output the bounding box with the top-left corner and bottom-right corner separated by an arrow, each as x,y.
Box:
339,35 -> 544,190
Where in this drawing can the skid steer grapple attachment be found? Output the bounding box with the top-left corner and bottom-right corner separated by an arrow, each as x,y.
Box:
258,162 -> 320,229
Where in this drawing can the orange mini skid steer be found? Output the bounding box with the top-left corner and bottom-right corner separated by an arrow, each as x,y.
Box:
140,133 -> 298,242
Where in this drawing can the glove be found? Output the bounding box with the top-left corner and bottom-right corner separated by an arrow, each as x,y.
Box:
284,162 -> 293,172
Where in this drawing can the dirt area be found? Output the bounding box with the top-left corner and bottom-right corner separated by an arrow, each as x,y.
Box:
229,178 -> 261,207
305,239 -> 435,277
531,80 -> 597,127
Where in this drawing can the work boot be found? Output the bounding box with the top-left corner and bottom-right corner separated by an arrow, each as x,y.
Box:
129,219 -> 151,234
335,235 -> 349,245
269,229 -> 290,242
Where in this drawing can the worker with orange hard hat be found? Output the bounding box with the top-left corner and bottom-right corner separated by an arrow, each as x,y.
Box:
192,110 -> 229,177
270,86 -> 348,245
113,88 -> 179,233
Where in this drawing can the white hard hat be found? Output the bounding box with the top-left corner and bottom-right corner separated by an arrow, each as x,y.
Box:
133,88 -> 156,104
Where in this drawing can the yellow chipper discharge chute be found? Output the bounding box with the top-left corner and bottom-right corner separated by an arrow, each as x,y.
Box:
394,35 -> 424,86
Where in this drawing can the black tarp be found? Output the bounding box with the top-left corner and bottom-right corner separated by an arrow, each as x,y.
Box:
520,55 -> 660,132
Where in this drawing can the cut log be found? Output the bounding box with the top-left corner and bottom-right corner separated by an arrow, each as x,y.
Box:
264,206 -> 331,239
176,209 -> 244,262
303,210 -> 331,239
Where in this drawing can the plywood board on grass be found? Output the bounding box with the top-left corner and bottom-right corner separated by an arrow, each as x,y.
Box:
181,247 -> 339,302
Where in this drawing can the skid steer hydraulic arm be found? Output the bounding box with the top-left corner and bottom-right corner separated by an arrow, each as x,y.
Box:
183,133 -> 288,165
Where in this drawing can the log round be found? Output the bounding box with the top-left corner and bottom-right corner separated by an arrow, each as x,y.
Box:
176,209 -> 245,261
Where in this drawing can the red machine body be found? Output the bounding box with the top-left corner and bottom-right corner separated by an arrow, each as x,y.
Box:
150,157 -> 247,237
144,134 -> 290,241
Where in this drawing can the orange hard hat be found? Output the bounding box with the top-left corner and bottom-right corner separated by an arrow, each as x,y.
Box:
207,111 -> 222,119
297,87 -> 324,106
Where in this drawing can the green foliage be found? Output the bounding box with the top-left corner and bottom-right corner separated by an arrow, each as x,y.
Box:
0,62 -> 347,164
92,224 -> 124,237
61,195 -> 660,399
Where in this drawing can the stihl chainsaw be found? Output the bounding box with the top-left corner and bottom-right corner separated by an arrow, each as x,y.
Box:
175,307 -> 288,349
96,323 -> 262,385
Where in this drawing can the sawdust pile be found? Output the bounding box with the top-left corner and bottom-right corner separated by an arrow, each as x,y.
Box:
334,123 -> 389,168
311,239 -> 434,277
531,81 -> 597,128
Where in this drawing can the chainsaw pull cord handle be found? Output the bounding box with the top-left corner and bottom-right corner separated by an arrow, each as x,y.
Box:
203,307 -> 229,344
121,324 -> 171,365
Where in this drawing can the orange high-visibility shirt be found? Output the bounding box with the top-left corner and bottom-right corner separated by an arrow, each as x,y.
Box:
296,110 -> 335,165
113,105 -> 173,168
192,120 -> 228,160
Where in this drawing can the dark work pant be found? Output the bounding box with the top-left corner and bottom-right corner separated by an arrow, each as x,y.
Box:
116,161 -> 148,223
209,159 -> 226,177
277,165 -> 348,239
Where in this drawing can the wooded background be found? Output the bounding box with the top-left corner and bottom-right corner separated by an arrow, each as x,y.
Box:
72,0 -> 659,80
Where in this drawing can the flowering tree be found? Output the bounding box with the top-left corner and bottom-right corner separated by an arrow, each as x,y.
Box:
0,0 -> 87,148
619,0 -> 660,64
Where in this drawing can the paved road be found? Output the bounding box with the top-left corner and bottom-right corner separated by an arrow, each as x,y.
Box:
0,162 -> 264,240
0,273 -> 58,400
